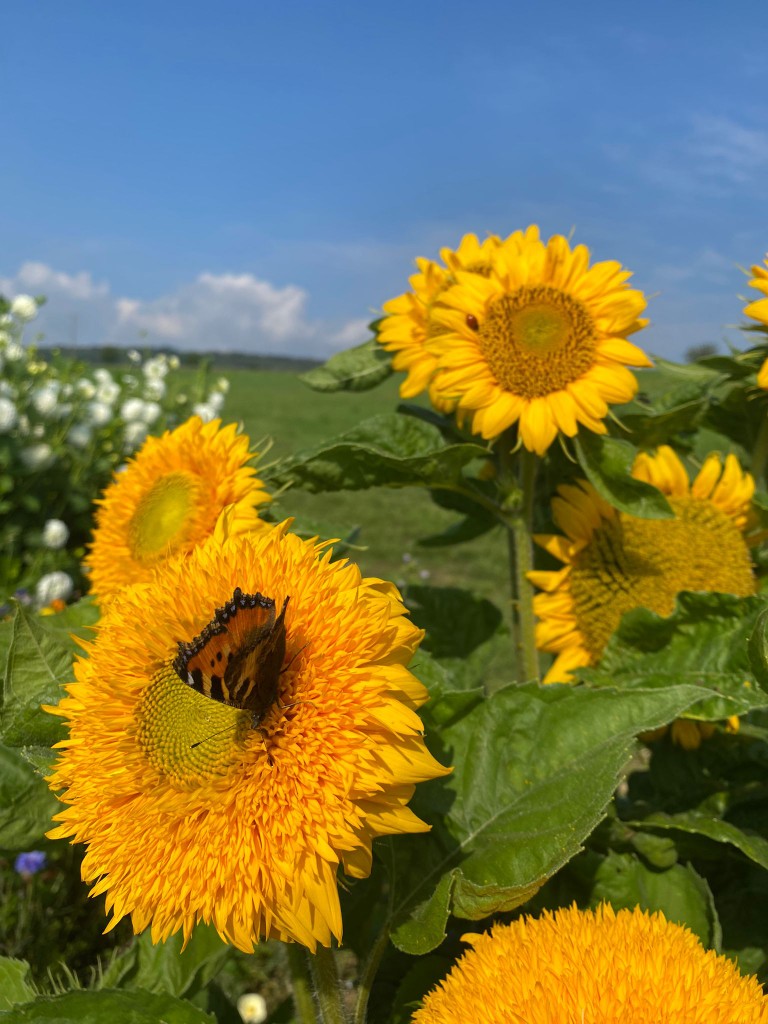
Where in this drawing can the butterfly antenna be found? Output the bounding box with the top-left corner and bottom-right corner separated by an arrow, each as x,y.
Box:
280,640 -> 311,676
190,723 -> 240,749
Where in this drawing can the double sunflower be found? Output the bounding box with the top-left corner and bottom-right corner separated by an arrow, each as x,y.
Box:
380,226 -> 651,454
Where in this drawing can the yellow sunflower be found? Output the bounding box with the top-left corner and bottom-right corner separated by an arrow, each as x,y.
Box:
426,225 -> 651,454
86,416 -> 271,600
379,233 -> 501,411
743,255 -> 768,388
531,445 -> 756,684
47,520 -> 449,951
412,904 -> 768,1023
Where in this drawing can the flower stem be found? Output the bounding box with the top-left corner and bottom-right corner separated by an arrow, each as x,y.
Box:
286,944 -> 318,1024
498,440 -> 540,684
354,923 -> 391,1024
308,944 -> 349,1024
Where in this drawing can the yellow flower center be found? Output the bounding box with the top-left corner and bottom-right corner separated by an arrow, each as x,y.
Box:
570,496 -> 755,657
128,472 -> 199,564
478,286 -> 596,397
136,665 -> 249,786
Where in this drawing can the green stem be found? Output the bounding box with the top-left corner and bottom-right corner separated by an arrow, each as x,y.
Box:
751,414 -> 768,486
286,944 -> 318,1024
354,923 -> 391,1024
497,439 -> 540,684
308,944 -> 349,1024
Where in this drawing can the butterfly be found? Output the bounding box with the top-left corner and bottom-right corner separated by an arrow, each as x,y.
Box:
173,587 -> 290,732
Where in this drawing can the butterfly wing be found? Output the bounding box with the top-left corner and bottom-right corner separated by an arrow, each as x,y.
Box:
173,589 -> 288,724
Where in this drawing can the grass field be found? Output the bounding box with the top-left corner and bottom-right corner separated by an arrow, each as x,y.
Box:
216,368 -> 510,613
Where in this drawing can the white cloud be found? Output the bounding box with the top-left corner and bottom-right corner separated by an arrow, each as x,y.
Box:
330,317 -> 374,347
0,263 -> 357,357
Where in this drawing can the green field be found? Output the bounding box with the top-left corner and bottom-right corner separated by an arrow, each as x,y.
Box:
218,368 -> 509,611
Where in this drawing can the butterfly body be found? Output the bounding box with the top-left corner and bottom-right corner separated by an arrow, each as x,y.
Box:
173,587 -> 289,729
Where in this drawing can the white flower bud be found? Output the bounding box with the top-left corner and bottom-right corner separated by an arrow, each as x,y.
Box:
42,519 -> 69,549
0,396 -> 17,432
68,424 -> 92,448
35,571 -> 73,607
87,401 -> 113,427
237,994 -> 267,1024
21,443 -> 54,470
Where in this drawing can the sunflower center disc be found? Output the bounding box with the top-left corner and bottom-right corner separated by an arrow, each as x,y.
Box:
136,665 -> 248,785
569,496 -> 755,658
128,471 -> 199,564
478,286 -> 597,397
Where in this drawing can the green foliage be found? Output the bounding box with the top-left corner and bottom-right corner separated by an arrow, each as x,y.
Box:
299,334 -> 391,392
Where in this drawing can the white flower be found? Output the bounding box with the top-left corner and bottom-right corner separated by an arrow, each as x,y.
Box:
121,373 -> 138,389
32,384 -> 60,417
0,380 -> 14,397
21,443 -> 54,470
0,397 -> 17,432
143,354 -> 169,379
168,354 -> 180,370
143,377 -> 166,400
68,424 -> 92,448
5,342 -> 24,362
96,380 -> 120,405
215,376 -> 230,393
123,420 -> 148,450
86,401 -> 113,427
93,368 -> 113,385
17,414 -> 30,436
35,571 -> 73,608
42,519 -> 69,550
237,994 -> 267,1024
61,383 -> 73,398
76,379 -> 97,400
141,400 -> 161,424
32,424 -> 45,439
207,390 -> 225,413
127,349 -> 141,363
10,294 -> 38,321
192,401 -> 217,422
120,397 -> 146,422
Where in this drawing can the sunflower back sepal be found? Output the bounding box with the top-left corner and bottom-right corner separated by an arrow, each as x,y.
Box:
574,433 -> 674,519
299,334 -> 392,393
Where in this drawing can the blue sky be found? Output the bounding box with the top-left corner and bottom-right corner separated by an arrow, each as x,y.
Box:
2,0 -> 767,359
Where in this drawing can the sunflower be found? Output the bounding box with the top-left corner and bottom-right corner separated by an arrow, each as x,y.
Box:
86,416 -> 271,600
743,255 -> 768,388
378,233 -> 501,411
531,445 -> 756,684
423,225 -> 650,454
47,520 -> 449,951
412,904 -> 768,1023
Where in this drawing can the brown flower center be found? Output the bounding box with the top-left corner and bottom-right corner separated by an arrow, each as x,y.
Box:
128,471 -> 199,564
478,286 -> 596,397
569,496 -> 755,658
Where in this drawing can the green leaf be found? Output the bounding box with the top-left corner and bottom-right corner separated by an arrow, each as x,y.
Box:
1,988 -> 216,1023
589,852 -> 719,946
580,592 -> 768,720
417,511 -> 497,548
628,808 -> 768,871
748,607 -> 768,692
267,414 -> 488,494
405,585 -> 503,661
573,433 -> 674,519
100,925 -> 232,998
0,743 -> 59,850
1,604 -> 75,747
0,958 -> 36,1011
299,336 -> 392,392
619,400 -> 706,448
389,681 -> 720,953
38,597 -> 99,641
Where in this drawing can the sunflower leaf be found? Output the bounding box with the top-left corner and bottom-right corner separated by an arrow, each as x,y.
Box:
267,414 -> 488,493
0,958 -> 36,1012
0,743 -> 59,850
747,606 -> 768,693
389,681 -> 721,954
626,809 -> 768,872
0,605 -> 73,747
589,852 -> 719,946
573,433 -> 674,519
0,988 -> 216,1023
579,592 -> 768,719
299,335 -> 392,392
